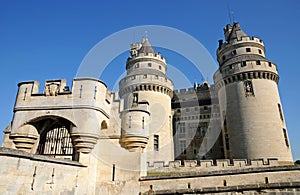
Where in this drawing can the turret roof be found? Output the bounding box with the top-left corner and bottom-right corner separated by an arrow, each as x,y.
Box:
227,22 -> 248,42
139,38 -> 154,54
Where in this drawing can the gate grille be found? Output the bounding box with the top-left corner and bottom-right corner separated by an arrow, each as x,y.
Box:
37,126 -> 74,159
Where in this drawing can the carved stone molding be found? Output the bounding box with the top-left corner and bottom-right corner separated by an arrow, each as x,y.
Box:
71,133 -> 100,154
10,133 -> 38,153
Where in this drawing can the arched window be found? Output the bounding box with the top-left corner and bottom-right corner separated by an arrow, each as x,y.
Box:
101,120 -> 108,130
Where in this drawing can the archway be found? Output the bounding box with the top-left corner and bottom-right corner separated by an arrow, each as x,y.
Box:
30,116 -> 76,160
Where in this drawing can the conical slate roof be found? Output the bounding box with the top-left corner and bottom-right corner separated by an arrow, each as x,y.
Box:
139,38 -> 154,54
227,23 -> 248,41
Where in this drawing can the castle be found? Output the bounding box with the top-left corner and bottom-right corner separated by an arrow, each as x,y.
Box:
0,23 -> 299,194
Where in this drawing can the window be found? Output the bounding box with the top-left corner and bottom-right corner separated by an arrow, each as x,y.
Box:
142,117 -> 145,129
222,56 -> 226,60
256,60 -> 261,65
135,63 -> 139,68
179,122 -> 186,134
244,80 -> 254,96
269,62 -> 272,67
129,116 -> 132,128
225,133 -> 230,150
101,120 -> 108,130
179,140 -> 186,154
159,65 -> 162,70
232,50 -> 237,55
143,74 -> 147,78
204,106 -> 208,111
154,75 -> 158,79
241,61 -> 247,67
246,48 -> 251,52
148,63 -> 152,67
154,135 -> 159,151
258,49 -> 262,54
278,104 -> 284,121
283,129 -> 289,147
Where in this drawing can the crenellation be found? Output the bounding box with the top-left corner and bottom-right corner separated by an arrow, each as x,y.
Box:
250,159 -> 265,167
219,36 -> 264,50
216,159 -> 230,168
200,160 -> 214,168
169,160 -> 182,167
147,158 -> 280,172
183,160 -> 197,167
232,159 -> 248,168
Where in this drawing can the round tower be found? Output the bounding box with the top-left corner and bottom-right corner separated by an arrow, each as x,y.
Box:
119,38 -> 174,162
214,23 -> 293,164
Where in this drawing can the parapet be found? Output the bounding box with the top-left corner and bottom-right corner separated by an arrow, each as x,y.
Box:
147,158 -> 279,173
218,36 -> 264,51
14,78 -> 113,116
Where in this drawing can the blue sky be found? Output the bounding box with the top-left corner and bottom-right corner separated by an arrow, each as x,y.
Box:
0,0 -> 299,160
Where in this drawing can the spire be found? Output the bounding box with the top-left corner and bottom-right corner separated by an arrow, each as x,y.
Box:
225,22 -> 248,42
139,38 -> 154,54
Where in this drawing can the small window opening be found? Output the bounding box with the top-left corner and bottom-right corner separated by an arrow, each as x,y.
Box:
154,135 -> 159,151
246,48 -> 251,52
129,116 -> 132,128
265,177 -> 269,184
225,133 -> 230,150
101,120 -> 108,130
278,104 -> 284,121
269,62 -> 272,67
241,61 -> 247,67
283,128 -> 289,147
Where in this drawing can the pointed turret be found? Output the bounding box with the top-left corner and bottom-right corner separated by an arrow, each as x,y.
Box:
217,23 -> 265,66
139,38 -> 155,54
225,22 -> 248,42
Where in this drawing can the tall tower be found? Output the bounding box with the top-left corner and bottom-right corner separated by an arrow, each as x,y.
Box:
119,38 -> 174,162
214,23 -> 293,164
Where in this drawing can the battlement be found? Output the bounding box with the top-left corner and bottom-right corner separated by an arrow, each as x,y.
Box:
128,52 -> 166,62
147,159 -> 280,173
15,78 -> 113,113
173,83 -> 214,96
219,36 -> 264,51
129,41 -> 166,63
